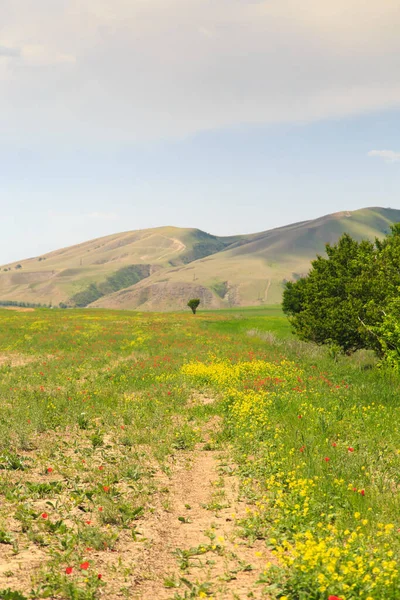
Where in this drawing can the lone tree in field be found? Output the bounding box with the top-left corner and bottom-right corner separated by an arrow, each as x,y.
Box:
187,298 -> 200,314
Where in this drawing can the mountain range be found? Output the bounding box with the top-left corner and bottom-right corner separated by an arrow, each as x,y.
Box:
1,207 -> 399,311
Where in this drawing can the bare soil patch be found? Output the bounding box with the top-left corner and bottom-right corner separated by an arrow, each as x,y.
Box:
98,443 -> 271,599
0,353 -> 36,367
1,306 -> 35,312
188,391 -> 216,407
0,545 -> 46,592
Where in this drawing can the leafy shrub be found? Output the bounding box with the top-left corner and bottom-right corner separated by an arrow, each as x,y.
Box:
0,591 -> 27,600
370,293 -> 400,369
282,224 -> 400,356
0,452 -> 26,471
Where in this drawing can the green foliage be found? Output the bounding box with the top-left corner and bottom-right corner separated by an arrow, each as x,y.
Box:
370,293 -> 400,369
0,530 -> 14,545
0,591 -> 27,600
70,283 -> 103,308
0,588 -> 28,600
97,265 -> 151,295
210,281 -> 228,299
282,224 -> 400,356
70,265 -> 152,307
0,300 -> 48,308
170,230 -> 233,265
281,278 -> 307,315
0,452 -> 26,471
187,298 -> 200,314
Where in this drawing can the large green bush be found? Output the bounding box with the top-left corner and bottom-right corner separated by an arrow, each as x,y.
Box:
282,224 -> 400,357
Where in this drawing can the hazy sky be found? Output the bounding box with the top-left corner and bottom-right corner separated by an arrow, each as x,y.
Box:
1,0 -> 400,263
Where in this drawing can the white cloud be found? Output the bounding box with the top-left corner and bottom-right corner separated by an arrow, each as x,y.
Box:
368,150 -> 400,163
0,0 -> 400,145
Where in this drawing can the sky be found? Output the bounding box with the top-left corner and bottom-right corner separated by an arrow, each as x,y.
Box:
1,0 -> 400,263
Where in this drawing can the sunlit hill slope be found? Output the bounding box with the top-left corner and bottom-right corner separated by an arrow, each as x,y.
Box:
1,207 -> 399,310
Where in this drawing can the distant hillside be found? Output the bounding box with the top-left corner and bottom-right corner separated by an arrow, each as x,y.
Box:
1,207 -> 399,310
0,227 -> 240,307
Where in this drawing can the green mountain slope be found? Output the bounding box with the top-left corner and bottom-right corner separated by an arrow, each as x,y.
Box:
1,207 -> 399,309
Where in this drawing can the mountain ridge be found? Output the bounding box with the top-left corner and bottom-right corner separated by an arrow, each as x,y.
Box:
1,207 -> 399,310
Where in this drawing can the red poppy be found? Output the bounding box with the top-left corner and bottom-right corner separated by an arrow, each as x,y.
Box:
103,486 -> 110,492
98,507 -> 103,512
324,457 -> 330,462
47,467 -> 53,473
86,547 -> 93,552
299,446 -> 305,453
85,520 -> 92,525
97,574 -> 102,580
353,487 -> 357,492
298,415 -> 302,419
348,447 -> 354,452
80,562 -> 90,570
360,489 -> 365,496
328,596 -> 343,600
65,567 -> 73,575
41,512 -> 48,519
98,466 -> 104,471
332,443 -> 337,447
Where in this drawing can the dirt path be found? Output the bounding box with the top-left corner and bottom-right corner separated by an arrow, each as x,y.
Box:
0,353 -> 36,367
127,444 -> 270,599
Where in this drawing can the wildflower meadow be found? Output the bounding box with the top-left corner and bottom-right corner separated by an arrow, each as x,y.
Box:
0,307 -> 398,600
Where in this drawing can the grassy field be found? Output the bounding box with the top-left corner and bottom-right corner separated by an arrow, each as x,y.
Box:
0,307 -> 399,600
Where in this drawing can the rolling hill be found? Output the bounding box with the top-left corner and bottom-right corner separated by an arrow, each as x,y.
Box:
1,207 -> 399,310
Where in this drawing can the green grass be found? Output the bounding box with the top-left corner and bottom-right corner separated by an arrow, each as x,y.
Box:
199,305 -> 290,338
201,304 -> 283,314
0,308 -> 399,599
